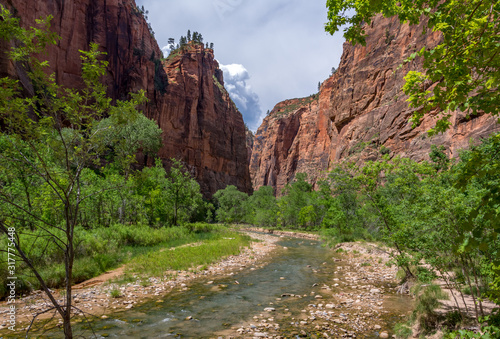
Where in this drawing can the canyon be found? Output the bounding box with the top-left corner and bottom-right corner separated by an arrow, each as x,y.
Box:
1,1 -> 498,197
0,0 -> 251,196
250,14 -> 500,194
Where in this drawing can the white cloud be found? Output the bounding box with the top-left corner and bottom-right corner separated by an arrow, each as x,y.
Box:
161,45 -> 170,58
220,64 -> 247,79
220,63 -> 263,131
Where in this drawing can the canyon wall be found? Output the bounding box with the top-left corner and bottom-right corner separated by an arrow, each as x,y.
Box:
0,0 -> 251,196
250,14 -> 500,194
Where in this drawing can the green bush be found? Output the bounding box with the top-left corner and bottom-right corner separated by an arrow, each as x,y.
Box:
184,222 -> 219,233
380,145 -> 391,155
321,225 -> 373,245
394,321 -> 413,339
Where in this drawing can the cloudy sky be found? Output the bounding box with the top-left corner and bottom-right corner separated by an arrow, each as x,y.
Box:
136,0 -> 346,131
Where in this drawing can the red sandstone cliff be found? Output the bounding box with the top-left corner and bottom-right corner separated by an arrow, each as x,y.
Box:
152,43 -> 251,195
251,14 -> 500,194
246,127 -> 255,165
0,0 -> 251,196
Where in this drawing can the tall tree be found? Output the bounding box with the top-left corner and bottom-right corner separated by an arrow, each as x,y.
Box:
214,185 -> 249,224
168,37 -> 175,52
165,159 -> 203,226
179,35 -> 187,48
0,7 -> 161,337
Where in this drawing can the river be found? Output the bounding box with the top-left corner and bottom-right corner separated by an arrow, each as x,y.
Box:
66,235 -> 413,338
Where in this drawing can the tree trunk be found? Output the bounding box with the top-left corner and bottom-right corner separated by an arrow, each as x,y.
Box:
64,204 -> 75,339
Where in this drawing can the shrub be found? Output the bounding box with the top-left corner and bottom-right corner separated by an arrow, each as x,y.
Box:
109,289 -> 122,298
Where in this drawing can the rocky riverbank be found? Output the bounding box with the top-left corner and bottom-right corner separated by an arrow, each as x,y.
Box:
0,233 -> 413,338
215,242 -> 412,338
0,231 -> 280,334
240,227 -> 320,240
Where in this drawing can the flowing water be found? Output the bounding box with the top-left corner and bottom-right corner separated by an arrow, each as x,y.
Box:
28,236 -> 414,338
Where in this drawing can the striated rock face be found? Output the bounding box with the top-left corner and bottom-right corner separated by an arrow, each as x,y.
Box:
250,95 -> 332,194
245,128 -> 255,165
251,14 -> 500,194
152,44 -> 252,196
0,0 -> 251,196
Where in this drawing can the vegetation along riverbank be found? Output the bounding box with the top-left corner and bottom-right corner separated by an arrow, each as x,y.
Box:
0,1 -> 499,338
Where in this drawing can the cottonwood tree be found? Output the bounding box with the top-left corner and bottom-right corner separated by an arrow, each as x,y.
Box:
214,185 -> 249,224
166,159 -> 204,226
0,7 -> 161,338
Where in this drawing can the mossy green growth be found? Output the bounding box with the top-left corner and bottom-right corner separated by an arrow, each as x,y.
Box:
213,75 -> 224,92
349,141 -> 369,155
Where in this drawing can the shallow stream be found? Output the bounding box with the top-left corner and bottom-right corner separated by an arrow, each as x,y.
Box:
45,236 -> 414,338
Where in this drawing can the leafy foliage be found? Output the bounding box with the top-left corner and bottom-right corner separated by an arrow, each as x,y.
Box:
325,0 -> 500,134
220,131 -> 500,335
0,7 -> 210,337
213,185 -> 249,224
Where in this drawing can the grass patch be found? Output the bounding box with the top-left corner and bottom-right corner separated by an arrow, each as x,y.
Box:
0,223 -> 236,299
109,288 -> 122,298
410,283 -> 449,334
127,231 -> 251,276
394,321 -> 413,339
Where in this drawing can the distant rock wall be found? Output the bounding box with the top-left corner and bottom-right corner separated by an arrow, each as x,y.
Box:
251,14 -> 500,194
154,44 -> 252,196
0,0 -> 251,196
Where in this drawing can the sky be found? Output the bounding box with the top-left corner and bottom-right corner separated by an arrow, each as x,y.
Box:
135,0 -> 346,131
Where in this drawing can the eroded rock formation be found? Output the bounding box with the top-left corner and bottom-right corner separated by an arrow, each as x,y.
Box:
251,14 -> 500,194
0,0 -> 251,196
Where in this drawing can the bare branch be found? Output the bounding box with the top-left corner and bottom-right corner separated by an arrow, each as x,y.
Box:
0,222 -> 66,320
0,194 -> 66,234
25,306 -> 58,338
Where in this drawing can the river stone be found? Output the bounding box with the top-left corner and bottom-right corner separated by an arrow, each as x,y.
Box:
370,288 -> 381,294
374,325 -> 382,330
379,331 -> 389,338
264,307 -> 275,312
